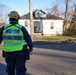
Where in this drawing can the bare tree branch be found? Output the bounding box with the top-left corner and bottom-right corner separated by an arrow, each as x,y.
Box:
0,3 -> 10,22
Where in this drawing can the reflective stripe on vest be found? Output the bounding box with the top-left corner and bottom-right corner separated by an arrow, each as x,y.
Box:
3,24 -> 26,52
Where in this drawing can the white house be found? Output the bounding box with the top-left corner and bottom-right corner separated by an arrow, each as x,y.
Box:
19,9 -> 64,36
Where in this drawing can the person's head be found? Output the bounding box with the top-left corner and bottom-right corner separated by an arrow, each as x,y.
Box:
8,11 -> 20,22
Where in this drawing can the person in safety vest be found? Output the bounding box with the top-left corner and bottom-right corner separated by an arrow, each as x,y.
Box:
0,11 -> 33,75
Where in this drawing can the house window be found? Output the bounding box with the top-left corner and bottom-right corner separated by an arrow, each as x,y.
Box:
50,22 -> 54,29
34,26 -> 40,33
25,21 -> 28,27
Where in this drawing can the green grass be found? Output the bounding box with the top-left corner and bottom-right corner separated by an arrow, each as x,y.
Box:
33,36 -> 76,45
44,36 -> 75,39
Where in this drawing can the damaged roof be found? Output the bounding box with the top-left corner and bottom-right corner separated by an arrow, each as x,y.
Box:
20,9 -> 63,20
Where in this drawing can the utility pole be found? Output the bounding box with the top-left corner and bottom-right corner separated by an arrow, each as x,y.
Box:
29,0 -> 34,41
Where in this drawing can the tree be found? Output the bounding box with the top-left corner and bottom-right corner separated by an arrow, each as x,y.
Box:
0,3 -> 10,23
63,0 -> 76,35
46,0 -> 76,35
46,0 -> 61,17
51,5 -> 61,17
65,5 -> 76,36
46,0 -> 75,20
63,0 -> 70,34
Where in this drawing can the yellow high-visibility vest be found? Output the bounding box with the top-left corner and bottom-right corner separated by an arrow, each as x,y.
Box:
3,24 -> 26,52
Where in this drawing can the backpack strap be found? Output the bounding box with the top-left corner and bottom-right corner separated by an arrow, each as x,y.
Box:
4,24 -> 22,30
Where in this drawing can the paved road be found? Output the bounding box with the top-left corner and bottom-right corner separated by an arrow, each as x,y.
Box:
0,43 -> 76,75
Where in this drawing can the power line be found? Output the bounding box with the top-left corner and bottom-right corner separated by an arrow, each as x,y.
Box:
0,0 -> 3,3
13,0 -> 16,10
70,0 -> 76,5
18,0 -> 21,12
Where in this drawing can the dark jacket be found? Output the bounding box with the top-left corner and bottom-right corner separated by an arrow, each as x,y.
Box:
0,22 -> 33,51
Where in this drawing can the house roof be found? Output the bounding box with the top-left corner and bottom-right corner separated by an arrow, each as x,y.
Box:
20,9 -> 63,20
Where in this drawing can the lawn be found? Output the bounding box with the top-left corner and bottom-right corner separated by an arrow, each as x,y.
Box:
33,36 -> 76,45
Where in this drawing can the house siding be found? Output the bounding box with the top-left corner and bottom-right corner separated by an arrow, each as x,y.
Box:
41,20 -> 63,35
19,19 -> 30,34
19,19 -> 64,36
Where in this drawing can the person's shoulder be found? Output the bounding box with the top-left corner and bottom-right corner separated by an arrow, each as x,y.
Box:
0,26 -> 4,32
0,26 -> 4,29
18,24 -> 24,28
18,24 -> 26,29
